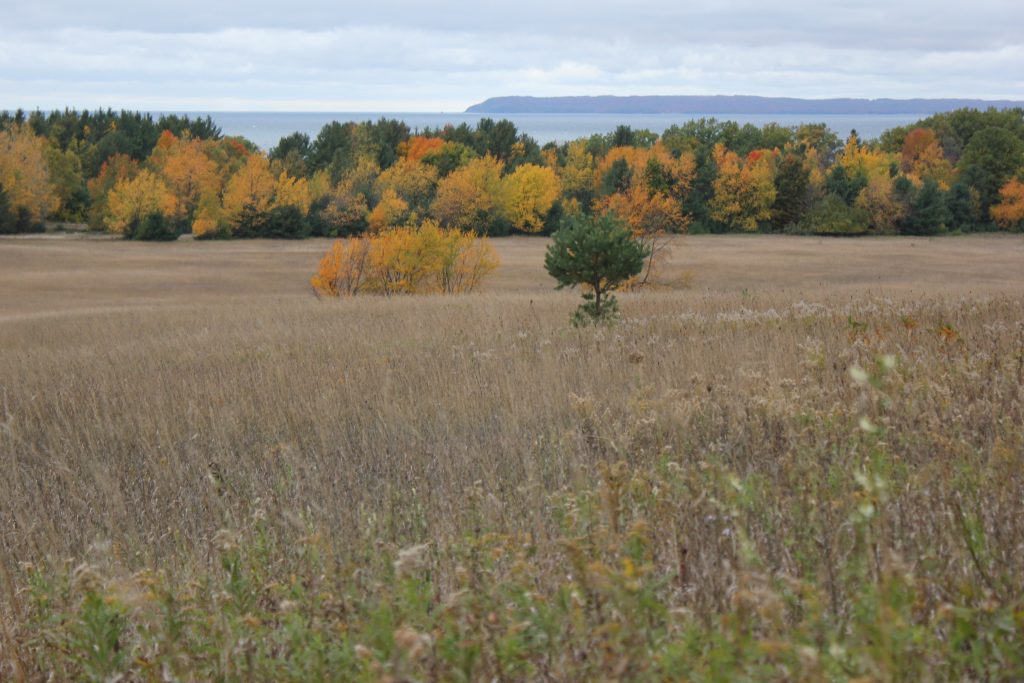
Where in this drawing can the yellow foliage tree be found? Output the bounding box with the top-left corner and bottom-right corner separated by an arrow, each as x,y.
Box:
836,133 -> 895,183
590,142 -> 695,284
104,169 -> 178,234
0,124 -> 60,222
191,191 -> 224,238
437,228 -> 501,294
855,174 -> 905,233
367,188 -> 410,232
373,158 -> 438,210
311,221 -> 498,297
273,172 -> 312,214
430,156 -> 504,230
307,169 -> 333,203
221,154 -> 275,225
500,163 -> 560,232
709,145 -> 777,231
86,154 -> 139,229
318,184 -> 369,234
593,143 -> 694,199
558,139 -> 595,203
369,225 -> 447,294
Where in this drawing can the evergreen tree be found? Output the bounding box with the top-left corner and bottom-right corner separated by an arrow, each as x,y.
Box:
544,213 -> 649,325
902,179 -> 951,235
946,182 -> 980,232
771,152 -> 810,230
600,158 -> 633,196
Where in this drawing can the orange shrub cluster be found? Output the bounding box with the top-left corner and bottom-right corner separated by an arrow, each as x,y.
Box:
311,221 -> 499,296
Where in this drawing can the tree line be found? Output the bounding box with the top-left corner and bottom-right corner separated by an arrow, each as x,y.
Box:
2,107 -> 1023,238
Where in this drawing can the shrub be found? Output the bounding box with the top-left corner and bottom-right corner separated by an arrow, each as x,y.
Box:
800,193 -> 869,235
311,221 -> 498,296
234,205 -> 311,239
123,211 -> 182,241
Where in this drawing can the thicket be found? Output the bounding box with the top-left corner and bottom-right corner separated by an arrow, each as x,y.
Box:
310,221 -> 499,296
2,107 -> 1024,242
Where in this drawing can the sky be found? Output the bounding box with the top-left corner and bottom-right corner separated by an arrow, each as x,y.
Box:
2,0 -> 1023,112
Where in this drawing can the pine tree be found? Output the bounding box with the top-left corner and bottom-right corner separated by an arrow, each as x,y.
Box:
544,213 -> 649,325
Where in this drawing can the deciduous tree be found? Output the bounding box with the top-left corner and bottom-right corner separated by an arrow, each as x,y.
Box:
0,124 -> 59,223
104,169 -> 177,234
373,158 -> 438,211
222,154 -> 276,226
500,163 -> 559,232
367,188 -> 410,232
430,156 -> 504,231
991,178 -> 1024,230
709,145 -> 776,231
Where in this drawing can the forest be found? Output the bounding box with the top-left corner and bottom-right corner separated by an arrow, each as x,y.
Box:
1,106 -> 1023,240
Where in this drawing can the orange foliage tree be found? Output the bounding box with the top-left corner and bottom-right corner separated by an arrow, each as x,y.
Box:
150,132 -> 220,220
598,186 -> 687,285
0,124 -> 60,223
367,188 -> 410,232
900,128 -> 955,188
991,178 -> 1024,230
591,143 -> 694,284
310,238 -> 373,296
402,136 -> 446,162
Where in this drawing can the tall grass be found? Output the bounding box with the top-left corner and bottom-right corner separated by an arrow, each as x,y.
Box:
2,288 -> 1023,680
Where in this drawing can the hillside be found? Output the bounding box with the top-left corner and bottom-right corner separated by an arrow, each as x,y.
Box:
466,94 -> 1024,114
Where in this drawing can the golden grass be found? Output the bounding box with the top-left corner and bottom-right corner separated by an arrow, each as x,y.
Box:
1,233 -> 1023,679
1,234 -> 1023,321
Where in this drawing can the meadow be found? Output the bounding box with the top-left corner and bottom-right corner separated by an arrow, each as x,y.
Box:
2,234 -> 1024,681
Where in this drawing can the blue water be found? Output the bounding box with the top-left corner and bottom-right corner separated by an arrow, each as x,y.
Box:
171,111 -> 929,151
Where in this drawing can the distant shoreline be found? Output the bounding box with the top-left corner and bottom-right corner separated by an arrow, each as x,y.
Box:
466,95 -> 1024,115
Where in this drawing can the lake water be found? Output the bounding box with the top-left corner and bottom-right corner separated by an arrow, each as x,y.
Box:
174,111 -> 929,151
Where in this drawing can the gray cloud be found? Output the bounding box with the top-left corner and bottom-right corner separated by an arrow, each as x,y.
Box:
2,1 -> 1022,110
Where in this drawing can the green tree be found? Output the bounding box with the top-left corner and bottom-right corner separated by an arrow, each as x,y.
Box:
600,157 -> 633,196
825,164 -> 867,206
269,132 -> 311,178
946,182 -> 980,231
958,127 -> 1024,220
771,152 -> 811,230
123,211 -> 183,241
902,179 -> 951,235
544,213 -> 649,325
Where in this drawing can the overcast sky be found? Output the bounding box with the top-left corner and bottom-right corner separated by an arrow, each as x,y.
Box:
2,0 -> 1022,111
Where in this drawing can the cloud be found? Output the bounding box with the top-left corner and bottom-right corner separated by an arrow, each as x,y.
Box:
1,1 -> 1022,110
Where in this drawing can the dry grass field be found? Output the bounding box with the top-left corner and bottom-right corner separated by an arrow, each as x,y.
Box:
1,233 -> 1024,681
2,234 -> 1024,320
